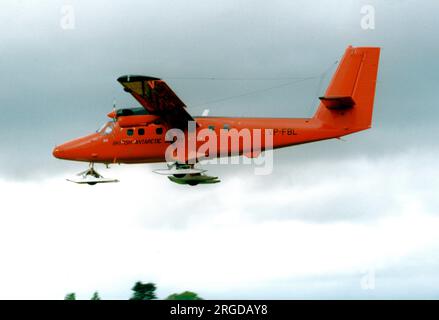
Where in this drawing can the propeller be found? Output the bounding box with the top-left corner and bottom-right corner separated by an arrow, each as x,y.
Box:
112,99 -> 117,122
107,98 -> 118,120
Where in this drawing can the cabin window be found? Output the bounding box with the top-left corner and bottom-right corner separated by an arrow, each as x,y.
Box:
208,125 -> 215,131
156,127 -> 163,135
138,128 -> 145,136
127,129 -> 134,136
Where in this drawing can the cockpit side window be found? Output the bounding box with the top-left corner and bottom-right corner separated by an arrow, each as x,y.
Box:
104,124 -> 114,135
97,122 -> 114,135
96,123 -> 107,133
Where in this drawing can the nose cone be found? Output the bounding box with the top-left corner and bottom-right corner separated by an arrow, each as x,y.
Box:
52,134 -> 98,161
52,145 -> 66,159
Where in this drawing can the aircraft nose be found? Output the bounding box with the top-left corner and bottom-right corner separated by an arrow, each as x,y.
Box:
52,145 -> 64,159
52,135 -> 97,161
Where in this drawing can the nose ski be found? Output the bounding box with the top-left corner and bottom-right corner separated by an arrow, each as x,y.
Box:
67,163 -> 119,185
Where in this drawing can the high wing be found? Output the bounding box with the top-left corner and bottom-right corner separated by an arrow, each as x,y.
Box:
117,75 -> 195,130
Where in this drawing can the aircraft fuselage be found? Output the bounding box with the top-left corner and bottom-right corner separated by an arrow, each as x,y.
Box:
52,116 -> 361,164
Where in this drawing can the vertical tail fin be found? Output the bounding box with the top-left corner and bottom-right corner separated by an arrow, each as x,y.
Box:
313,46 -> 380,131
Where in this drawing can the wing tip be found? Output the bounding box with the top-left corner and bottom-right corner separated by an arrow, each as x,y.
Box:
117,75 -> 161,83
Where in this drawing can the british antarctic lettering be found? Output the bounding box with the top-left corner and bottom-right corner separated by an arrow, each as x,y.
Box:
113,138 -> 162,145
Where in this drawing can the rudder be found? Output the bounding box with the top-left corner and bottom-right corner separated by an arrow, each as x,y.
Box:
313,46 -> 380,131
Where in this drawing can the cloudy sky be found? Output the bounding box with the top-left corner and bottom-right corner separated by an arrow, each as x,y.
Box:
1,0 -> 439,299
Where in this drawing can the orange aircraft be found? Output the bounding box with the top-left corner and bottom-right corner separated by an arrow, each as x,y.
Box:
53,46 -> 380,185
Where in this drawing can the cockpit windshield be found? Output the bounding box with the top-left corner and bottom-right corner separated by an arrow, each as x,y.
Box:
96,122 -> 114,135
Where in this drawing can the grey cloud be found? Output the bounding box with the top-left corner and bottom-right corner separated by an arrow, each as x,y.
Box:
1,0 -> 438,180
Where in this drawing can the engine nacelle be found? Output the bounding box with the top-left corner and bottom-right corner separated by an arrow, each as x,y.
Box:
117,115 -> 160,128
107,107 -> 150,119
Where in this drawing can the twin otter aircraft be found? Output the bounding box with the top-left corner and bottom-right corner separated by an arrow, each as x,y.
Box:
53,46 -> 380,185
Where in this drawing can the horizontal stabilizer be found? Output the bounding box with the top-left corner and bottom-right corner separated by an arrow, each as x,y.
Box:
319,96 -> 355,109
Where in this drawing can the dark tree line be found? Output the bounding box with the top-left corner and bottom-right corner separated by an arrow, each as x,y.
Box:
64,281 -> 202,300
